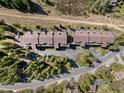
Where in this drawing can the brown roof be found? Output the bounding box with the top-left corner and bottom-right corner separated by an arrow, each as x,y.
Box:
39,31 -> 53,45
89,31 -> 102,43
17,30 -> 116,50
19,31 -> 38,50
74,30 -> 115,47
74,30 -> 89,47
54,31 -> 67,48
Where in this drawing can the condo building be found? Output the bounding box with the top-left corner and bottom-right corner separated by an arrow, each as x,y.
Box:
16,30 -> 115,50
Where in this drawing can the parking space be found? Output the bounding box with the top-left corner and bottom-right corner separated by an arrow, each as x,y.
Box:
35,47 -> 83,61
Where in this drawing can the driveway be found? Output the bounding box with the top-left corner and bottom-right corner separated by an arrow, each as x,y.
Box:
36,47 -> 83,61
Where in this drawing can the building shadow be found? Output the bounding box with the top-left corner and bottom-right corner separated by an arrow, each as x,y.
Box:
68,35 -> 73,44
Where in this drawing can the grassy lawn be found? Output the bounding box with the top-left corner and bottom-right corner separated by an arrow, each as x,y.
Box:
76,49 -> 89,67
76,58 -> 89,67
93,47 -> 109,56
101,48 -> 110,56
76,49 -> 97,67
110,63 -> 124,72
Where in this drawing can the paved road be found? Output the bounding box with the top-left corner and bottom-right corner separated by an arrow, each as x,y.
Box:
36,48 -> 83,60
0,47 -> 124,91
0,67 -> 93,91
94,47 -> 124,68
89,48 -> 104,61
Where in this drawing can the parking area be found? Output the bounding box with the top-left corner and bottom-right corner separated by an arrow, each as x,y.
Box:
35,48 -> 83,61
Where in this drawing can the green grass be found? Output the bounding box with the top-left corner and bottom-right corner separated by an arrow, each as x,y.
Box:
101,48 -> 109,56
93,47 -> 109,56
110,63 -> 124,72
76,49 -> 89,67
76,49 -> 97,67
76,59 -> 89,67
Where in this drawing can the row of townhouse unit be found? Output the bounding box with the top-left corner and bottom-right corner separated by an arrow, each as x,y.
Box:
16,30 -> 116,50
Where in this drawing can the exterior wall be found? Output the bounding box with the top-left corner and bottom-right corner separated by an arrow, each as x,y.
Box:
74,31 -> 115,47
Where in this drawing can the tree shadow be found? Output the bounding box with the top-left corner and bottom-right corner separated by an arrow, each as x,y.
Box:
0,1 -> 48,15
26,52 -> 38,61
68,59 -> 78,68
30,1 -> 48,15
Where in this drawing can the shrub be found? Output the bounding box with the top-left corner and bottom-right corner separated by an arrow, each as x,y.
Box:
36,25 -> 41,29
108,43 -> 120,51
42,0 -> 55,6
95,66 -> 114,83
0,19 -> 5,25
13,23 -> 21,28
56,0 -> 91,16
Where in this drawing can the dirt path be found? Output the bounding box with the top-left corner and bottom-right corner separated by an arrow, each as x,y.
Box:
0,12 -> 124,32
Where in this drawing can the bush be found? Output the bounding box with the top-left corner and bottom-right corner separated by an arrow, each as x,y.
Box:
108,43 -> 120,51
36,86 -> 46,93
42,0 -> 55,6
0,50 -> 7,58
23,27 -> 28,31
0,19 -> 5,25
25,51 -> 34,58
102,25 -> 109,31
36,25 -> 41,29
79,74 -> 95,93
13,23 -> 21,28
116,34 -> 124,46
0,26 -> 6,40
